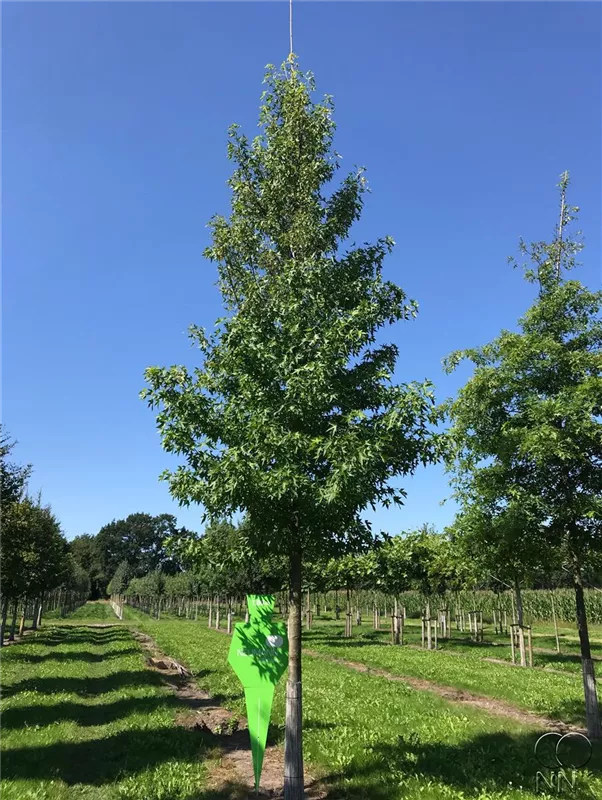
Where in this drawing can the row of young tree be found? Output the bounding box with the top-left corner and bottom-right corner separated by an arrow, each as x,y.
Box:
137,57 -> 601,795
0,427 -> 90,644
110,521 -> 602,625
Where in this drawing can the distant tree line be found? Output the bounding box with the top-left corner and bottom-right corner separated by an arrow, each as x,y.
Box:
0,426 -> 89,644
70,513 -> 193,599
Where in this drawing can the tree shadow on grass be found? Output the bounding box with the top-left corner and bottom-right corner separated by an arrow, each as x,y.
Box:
6,646 -> 142,664
322,729 -> 602,800
448,638 -> 498,649
303,629 -> 388,650
1,694 -> 190,729
25,627 -> 131,648
2,726 -> 210,785
1,668 -> 167,699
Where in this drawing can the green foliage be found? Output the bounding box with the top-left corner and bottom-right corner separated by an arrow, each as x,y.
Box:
107,559 -> 133,597
126,570 -> 165,602
1,497 -> 72,602
95,513 -> 184,581
0,425 -> 32,510
304,622 -> 594,726
446,173 -> 602,575
70,534 -> 106,599
388,588 -> 602,624
142,58 -> 444,561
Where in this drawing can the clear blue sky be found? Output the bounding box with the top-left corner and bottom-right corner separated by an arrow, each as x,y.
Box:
3,2 -> 600,541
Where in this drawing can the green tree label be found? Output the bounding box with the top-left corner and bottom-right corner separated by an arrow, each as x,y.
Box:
228,595 -> 288,790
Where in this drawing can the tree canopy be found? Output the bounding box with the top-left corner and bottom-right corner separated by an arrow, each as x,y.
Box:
445,172 -> 602,737
141,57 -> 445,796
96,513 -> 184,581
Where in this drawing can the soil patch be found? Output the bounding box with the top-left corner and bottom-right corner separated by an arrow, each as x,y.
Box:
304,648 -> 584,735
133,630 -> 325,799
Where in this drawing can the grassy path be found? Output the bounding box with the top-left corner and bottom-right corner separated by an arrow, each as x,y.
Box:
4,605 -> 602,800
0,624 -> 215,800
124,611 -> 602,800
303,647 -> 583,732
303,627 -> 593,725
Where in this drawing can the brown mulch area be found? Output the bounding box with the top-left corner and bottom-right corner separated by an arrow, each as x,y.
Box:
132,630 -> 326,799
303,648 -> 584,735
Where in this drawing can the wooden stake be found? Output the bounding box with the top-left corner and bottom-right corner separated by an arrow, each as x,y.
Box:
551,591 -> 560,654
519,626 -> 526,667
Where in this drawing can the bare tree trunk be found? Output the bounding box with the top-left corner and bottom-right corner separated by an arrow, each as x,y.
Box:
9,601 -> 18,641
31,599 -> 40,630
0,597 -> 9,646
514,578 -> 524,628
574,564 -> 602,739
37,593 -> 44,628
284,542 -> 304,800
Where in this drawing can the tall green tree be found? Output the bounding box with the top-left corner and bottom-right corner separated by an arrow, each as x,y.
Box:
445,173 -> 602,738
95,513 -> 183,581
447,501 -> 551,627
106,559 -> 132,597
142,57 -> 443,797
70,534 -> 106,599
1,496 -> 72,639
0,426 -> 32,509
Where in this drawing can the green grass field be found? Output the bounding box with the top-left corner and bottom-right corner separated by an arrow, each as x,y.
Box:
44,600 -> 119,622
0,622 -> 216,800
2,603 -> 601,800
126,610 -> 602,799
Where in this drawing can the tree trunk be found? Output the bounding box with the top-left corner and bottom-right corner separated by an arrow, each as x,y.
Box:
9,601 -> 18,641
0,597 -> 9,646
573,564 -> 602,739
514,578 -> 524,627
284,543 -> 304,800
37,596 -> 44,628
31,599 -> 40,630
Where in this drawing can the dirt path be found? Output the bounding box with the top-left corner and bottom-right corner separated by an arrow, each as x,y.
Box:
303,648 -> 585,735
132,630 -> 325,799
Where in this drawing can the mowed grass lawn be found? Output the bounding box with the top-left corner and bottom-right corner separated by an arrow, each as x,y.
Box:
125,610 -> 602,800
0,623 -> 218,800
300,615 -> 602,677
302,623 -> 598,724
43,600 -> 119,623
